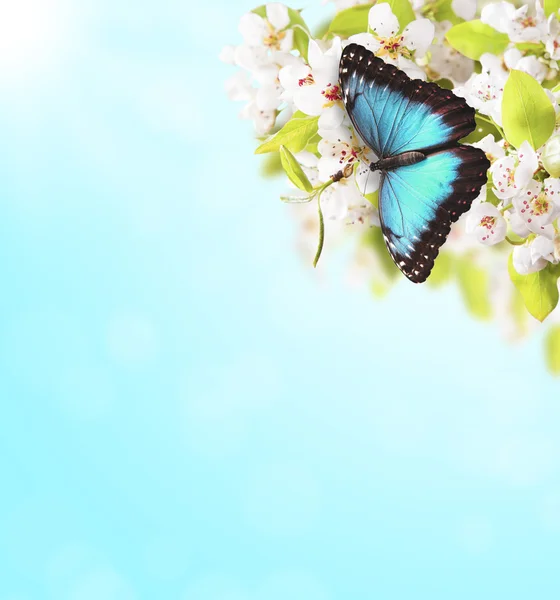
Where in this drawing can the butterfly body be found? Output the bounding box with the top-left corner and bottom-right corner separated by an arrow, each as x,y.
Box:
339,43 -> 490,283
371,151 -> 426,171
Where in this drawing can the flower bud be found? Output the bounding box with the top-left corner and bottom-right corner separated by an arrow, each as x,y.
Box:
554,235 -> 560,262
542,135 -> 560,177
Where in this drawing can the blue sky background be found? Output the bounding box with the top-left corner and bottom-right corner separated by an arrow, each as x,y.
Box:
1,1 -> 560,598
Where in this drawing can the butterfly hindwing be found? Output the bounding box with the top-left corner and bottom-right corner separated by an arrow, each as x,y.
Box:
379,146 -> 490,283
339,43 -> 476,158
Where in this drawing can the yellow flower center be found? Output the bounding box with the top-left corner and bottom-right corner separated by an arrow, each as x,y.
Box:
321,83 -> 342,107
520,16 -> 537,28
531,193 -> 550,216
480,216 -> 496,230
377,35 -> 410,60
263,21 -> 286,51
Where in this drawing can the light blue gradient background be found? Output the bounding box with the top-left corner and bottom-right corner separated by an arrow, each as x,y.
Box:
1,1 -> 560,598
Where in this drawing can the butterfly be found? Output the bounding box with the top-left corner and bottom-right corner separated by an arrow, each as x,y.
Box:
339,43 -> 490,283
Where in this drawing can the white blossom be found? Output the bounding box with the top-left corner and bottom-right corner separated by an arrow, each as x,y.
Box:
490,141 -> 539,200
513,236 -> 558,275
454,55 -> 506,125
238,3 -> 293,52
317,126 -> 380,193
225,71 -> 277,134
471,134 -> 506,165
466,202 -> 507,245
348,4 -> 435,80
279,37 -> 345,129
512,177 -> 560,238
545,15 -> 560,63
513,240 -> 551,274
321,178 -> 379,225
452,0 -> 477,21
481,1 -> 547,43
427,22 -> 474,84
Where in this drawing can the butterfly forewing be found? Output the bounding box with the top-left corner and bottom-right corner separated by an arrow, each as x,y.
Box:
339,43 -> 489,283
339,43 -> 477,158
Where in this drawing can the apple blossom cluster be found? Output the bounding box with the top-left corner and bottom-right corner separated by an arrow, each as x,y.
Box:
221,0 -> 560,370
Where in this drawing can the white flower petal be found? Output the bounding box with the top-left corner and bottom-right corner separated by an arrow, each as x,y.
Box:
481,1 -> 516,34
513,245 -> 548,274
319,125 -> 353,145
318,104 -> 345,129
278,63 -> 310,94
219,45 -> 237,65
279,29 -> 294,52
509,210 -> 531,238
294,85 -> 323,116
544,177 -> 560,207
256,84 -> 281,111
238,13 -> 267,46
531,235 -> 555,261
225,71 -> 253,102
322,185 -> 349,220
465,202 -> 506,245
452,0 -> 476,20
514,141 -> 539,188
347,33 -> 382,53
356,167 -> 380,194
402,19 -> 435,58
471,134 -> 505,162
490,155 -> 518,199
266,3 -> 290,30
397,56 -> 426,80
368,3 -> 400,37
235,44 -> 270,71
503,48 -> 523,70
293,151 -> 318,170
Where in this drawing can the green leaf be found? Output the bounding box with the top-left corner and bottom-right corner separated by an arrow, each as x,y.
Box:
508,254 -> 560,322
255,114 -> 319,155
446,20 -> 509,60
362,227 -> 400,281
289,10 -> 311,61
365,190 -> 379,208
253,6 -> 310,60
456,257 -> 493,320
511,287 -> 529,337
545,325 -> 560,375
434,0 -> 462,25
259,152 -> 283,179
502,70 -> 556,150
305,133 -> 322,156
328,4 -> 371,37
313,19 -> 331,40
544,0 -> 560,18
427,252 -> 453,288
424,0 -> 463,26
434,78 -> 454,90
543,76 -> 560,90
463,114 -> 502,144
516,42 -> 544,52
378,0 -> 416,30
372,281 -> 391,298
486,186 -> 501,207
279,146 -> 314,193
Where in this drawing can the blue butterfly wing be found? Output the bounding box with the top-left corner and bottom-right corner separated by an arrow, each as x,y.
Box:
339,43 -> 476,157
378,146 -> 490,283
